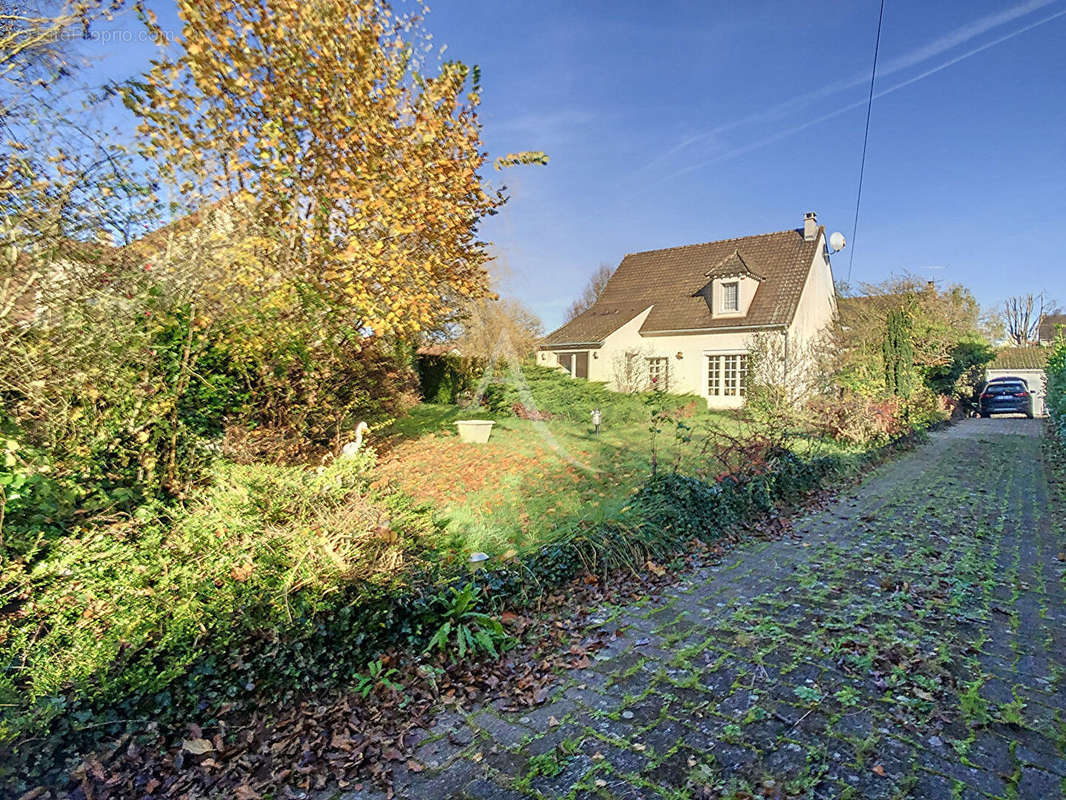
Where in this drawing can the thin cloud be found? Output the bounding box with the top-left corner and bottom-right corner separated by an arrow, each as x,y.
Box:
642,0 -> 1061,173
659,8 -> 1066,181
491,108 -> 597,141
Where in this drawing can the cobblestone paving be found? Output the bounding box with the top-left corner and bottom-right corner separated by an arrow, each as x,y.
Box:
347,419 -> 1066,799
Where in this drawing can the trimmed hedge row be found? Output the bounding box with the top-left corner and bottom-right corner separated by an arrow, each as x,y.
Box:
6,433 -> 919,786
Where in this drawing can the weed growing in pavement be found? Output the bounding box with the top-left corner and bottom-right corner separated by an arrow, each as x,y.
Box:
960,677 -> 990,727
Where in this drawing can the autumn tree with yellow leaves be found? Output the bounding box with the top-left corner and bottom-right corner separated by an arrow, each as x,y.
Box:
128,0 -> 540,340
110,0 -> 546,457
1,0 -> 544,501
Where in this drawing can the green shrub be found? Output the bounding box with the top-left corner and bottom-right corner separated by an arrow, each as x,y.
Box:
480,362 -> 697,424
0,451 -> 439,760
0,425 -> 80,560
923,340 -> 995,408
416,354 -> 482,404
883,308 -> 915,397
225,326 -> 420,460
155,309 -> 249,438
1048,334 -> 1066,440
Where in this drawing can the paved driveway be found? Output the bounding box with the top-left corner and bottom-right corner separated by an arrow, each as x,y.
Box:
359,419 -> 1066,799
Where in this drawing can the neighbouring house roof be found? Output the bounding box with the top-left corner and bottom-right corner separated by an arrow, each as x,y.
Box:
5,234 -> 123,322
541,226 -> 823,346
11,201 -> 229,279
120,199 -> 234,261
989,347 -> 1050,370
1039,314 -> 1066,342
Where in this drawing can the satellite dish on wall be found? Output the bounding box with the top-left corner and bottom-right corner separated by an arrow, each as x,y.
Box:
829,231 -> 846,252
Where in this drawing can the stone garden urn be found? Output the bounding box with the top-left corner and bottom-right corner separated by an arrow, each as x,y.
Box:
454,419 -> 495,443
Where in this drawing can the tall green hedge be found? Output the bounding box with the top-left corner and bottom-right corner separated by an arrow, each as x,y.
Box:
416,354 -> 482,403
1048,334 -> 1066,440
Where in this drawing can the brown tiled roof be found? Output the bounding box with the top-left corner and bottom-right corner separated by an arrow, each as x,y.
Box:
989,347 -> 1050,370
1039,314 -> 1066,342
540,302 -> 649,347
542,227 -> 823,345
704,249 -> 765,281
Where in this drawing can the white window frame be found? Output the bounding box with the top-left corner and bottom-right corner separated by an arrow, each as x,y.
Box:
706,352 -> 749,397
707,354 -> 722,396
646,356 -> 669,391
721,281 -> 740,313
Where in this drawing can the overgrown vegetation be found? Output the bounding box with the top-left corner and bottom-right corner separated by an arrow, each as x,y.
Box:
0,348 -> 915,790
803,277 -> 996,443
1047,331 -> 1066,440
2,0 -> 546,520
0,0 -> 544,785
1,452 -> 434,744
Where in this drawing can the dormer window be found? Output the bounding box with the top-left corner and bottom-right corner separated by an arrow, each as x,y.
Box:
722,281 -> 739,312
695,249 -> 764,319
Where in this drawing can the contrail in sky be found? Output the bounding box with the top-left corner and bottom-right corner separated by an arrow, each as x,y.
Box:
642,0 -> 1063,174
658,7 -> 1066,180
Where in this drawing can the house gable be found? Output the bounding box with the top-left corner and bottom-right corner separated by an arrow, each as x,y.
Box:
786,230 -> 836,342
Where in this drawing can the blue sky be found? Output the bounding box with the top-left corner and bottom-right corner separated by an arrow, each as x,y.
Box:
76,0 -> 1066,332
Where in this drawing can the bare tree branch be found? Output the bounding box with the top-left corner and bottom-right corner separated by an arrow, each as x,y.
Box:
1002,293 -> 1052,346
563,262 -> 613,322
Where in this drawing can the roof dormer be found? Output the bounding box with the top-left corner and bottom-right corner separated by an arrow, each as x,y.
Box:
694,249 -> 763,319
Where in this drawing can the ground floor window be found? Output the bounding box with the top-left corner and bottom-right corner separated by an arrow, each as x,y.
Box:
647,357 -> 669,391
707,353 -> 748,397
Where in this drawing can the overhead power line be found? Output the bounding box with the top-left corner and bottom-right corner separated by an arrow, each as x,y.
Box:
847,0 -> 886,285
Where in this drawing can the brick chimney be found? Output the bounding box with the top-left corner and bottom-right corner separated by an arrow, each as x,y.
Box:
803,212 -> 818,242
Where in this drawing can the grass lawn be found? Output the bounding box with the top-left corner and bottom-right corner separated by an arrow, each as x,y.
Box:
378,402 -> 763,556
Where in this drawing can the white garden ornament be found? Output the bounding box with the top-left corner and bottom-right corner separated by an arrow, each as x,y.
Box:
339,421 -> 369,458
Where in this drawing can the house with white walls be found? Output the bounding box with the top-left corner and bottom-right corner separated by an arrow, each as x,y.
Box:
537,213 -> 838,408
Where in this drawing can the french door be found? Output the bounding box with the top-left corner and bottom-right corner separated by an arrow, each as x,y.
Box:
706,353 -> 748,397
